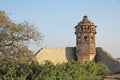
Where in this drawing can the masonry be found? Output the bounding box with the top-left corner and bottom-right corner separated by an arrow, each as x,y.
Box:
35,47 -> 77,64
34,16 -> 120,73
75,16 -> 96,63
35,47 -> 120,73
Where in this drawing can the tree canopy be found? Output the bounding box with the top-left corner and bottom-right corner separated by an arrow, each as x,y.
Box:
0,11 -> 42,63
0,60 -> 110,80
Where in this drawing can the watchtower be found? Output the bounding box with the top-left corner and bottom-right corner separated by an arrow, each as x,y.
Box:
75,16 -> 97,63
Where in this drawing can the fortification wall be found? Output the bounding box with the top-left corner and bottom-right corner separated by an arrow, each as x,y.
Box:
95,47 -> 120,73
35,47 -> 120,73
34,47 -> 76,64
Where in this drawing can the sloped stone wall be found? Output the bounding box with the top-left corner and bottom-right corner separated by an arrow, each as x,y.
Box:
95,47 -> 120,73
35,46 -> 120,73
34,47 -> 77,64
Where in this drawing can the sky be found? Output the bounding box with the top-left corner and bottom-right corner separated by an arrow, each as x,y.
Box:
0,0 -> 120,57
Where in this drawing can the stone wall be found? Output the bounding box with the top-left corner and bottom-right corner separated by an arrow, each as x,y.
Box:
35,46 -> 120,73
95,47 -> 120,73
34,46 -> 77,64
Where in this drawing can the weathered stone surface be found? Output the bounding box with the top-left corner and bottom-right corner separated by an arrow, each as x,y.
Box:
34,46 -> 77,64
35,47 -> 120,73
95,47 -> 120,73
75,16 -> 97,63
34,16 -> 120,73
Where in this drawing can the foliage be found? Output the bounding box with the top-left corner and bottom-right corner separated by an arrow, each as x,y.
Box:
0,11 -> 42,63
0,60 -> 110,80
0,11 -> 110,79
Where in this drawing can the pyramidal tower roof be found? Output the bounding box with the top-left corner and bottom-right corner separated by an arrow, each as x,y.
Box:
75,16 -> 96,27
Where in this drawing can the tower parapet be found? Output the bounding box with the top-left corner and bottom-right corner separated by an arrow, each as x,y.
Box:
75,16 -> 97,63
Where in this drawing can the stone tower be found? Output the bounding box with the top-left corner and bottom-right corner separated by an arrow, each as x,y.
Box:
75,16 -> 97,63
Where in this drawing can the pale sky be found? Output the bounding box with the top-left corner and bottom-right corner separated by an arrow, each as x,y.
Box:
0,0 -> 120,57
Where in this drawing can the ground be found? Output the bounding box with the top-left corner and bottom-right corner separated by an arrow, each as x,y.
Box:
104,74 -> 120,80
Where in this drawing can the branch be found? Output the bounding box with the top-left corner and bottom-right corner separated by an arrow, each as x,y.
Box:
5,33 -> 14,46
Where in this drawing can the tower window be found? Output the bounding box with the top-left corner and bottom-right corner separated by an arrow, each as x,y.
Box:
82,27 -> 83,32
84,27 -> 86,30
91,37 -> 93,39
88,26 -> 90,30
78,37 -> 81,41
91,37 -> 94,42
84,27 -> 87,31
84,36 -> 87,41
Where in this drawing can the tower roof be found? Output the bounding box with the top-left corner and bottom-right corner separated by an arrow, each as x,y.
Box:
75,16 -> 96,28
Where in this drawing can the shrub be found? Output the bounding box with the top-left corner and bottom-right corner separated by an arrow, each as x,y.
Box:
0,60 -> 110,80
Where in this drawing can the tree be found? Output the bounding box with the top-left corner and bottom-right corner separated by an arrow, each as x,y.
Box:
0,60 -> 110,80
0,11 -> 42,63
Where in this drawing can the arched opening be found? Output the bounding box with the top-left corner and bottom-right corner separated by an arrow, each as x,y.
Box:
88,26 -> 90,30
84,36 -> 87,42
90,37 -> 94,42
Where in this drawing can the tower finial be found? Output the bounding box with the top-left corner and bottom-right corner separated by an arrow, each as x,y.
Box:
83,15 -> 88,19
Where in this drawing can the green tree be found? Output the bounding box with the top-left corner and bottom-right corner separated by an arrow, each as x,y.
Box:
0,11 -> 42,63
0,60 -> 110,80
